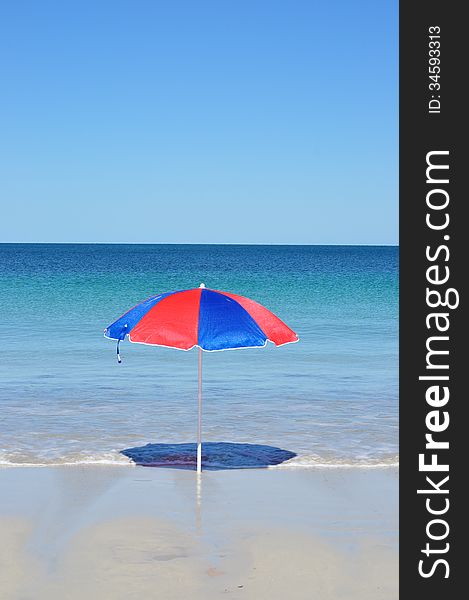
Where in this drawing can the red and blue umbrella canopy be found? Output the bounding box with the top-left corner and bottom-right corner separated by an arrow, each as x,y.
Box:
105,285 -> 298,354
105,284 -> 298,472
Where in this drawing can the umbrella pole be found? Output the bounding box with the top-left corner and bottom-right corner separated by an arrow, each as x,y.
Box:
197,347 -> 203,473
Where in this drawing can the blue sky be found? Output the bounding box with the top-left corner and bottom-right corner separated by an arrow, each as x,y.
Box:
0,0 -> 397,244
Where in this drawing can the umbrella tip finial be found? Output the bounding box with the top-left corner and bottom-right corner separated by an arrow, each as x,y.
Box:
199,282 -> 206,288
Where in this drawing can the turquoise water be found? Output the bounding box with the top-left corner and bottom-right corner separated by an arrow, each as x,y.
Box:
0,244 -> 398,467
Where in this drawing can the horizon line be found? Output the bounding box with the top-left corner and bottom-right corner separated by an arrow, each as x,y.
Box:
0,241 -> 399,247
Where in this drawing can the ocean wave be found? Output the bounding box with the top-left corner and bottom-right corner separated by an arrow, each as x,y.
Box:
0,450 -> 133,468
0,460 -> 133,468
0,450 -> 399,469
271,454 -> 399,468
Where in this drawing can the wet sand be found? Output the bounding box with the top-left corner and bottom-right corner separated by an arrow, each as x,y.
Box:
0,466 -> 398,599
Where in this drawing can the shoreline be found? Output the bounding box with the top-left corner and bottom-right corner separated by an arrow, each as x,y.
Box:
0,465 -> 398,599
0,461 -> 400,469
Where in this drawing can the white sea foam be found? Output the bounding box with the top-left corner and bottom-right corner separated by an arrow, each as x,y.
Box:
270,454 -> 399,469
0,451 -> 399,469
0,460 -> 133,468
270,455 -> 399,469
0,450 -> 133,468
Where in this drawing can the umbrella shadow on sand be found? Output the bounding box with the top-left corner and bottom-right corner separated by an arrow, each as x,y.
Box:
121,442 -> 296,470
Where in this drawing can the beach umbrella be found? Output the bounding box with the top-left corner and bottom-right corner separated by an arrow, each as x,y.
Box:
104,284 -> 298,473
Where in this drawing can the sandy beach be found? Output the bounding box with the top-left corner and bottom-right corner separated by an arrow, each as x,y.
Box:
0,466 -> 398,600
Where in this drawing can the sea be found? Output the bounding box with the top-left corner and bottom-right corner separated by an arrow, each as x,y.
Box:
0,244 -> 398,469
